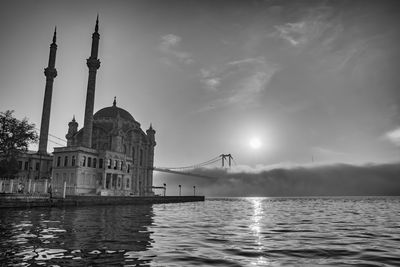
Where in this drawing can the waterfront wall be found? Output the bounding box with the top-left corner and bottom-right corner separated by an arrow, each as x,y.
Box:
0,194 -> 205,209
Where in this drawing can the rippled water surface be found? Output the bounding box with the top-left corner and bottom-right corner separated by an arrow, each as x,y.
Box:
1,197 -> 400,266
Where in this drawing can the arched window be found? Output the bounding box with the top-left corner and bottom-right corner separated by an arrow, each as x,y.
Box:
82,156 -> 86,167
72,156 -> 76,166
140,149 -> 143,166
99,158 -> 103,169
57,157 -> 61,167
64,156 -> 68,167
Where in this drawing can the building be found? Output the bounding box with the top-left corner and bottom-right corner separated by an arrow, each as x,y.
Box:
52,17 -> 156,196
53,97 -> 156,196
2,17 -> 156,196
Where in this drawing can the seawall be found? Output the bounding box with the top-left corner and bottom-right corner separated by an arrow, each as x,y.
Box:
0,193 -> 205,209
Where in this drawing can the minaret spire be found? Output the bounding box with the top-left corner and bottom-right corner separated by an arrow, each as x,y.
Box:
52,26 -> 57,44
38,28 -> 58,154
82,16 -> 101,148
95,14 -> 99,33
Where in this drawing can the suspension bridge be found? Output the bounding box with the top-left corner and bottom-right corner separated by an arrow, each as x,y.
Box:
153,154 -> 235,179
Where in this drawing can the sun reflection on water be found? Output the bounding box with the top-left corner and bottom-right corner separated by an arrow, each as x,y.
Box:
249,197 -> 263,240
248,197 -> 273,266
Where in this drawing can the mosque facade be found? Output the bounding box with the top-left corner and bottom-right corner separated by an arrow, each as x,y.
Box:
53,96 -> 156,196
1,17 -> 156,196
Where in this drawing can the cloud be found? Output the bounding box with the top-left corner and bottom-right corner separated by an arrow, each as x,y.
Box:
160,34 -> 181,48
275,21 -> 308,46
200,68 -> 220,90
199,57 -> 279,110
159,34 -> 194,65
154,162 -> 400,197
273,5 -> 342,50
383,127 -> 400,146
204,78 -> 220,90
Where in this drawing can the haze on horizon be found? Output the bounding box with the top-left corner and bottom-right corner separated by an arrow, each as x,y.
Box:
1,0 -> 399,196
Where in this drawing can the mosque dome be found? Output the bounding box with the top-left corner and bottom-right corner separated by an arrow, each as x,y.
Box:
93,97 -> 136,123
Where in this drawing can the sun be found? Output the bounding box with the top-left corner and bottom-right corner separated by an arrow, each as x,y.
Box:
249,137 -> 262,149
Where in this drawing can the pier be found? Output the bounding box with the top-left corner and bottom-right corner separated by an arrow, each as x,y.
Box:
0,193 -> 204,209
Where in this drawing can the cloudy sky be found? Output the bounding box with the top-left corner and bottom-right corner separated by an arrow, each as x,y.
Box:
1,0 -> 400,194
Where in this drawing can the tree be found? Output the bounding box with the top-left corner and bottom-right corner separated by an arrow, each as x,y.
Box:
0,110 -> 38,178
0,157 -> 19,179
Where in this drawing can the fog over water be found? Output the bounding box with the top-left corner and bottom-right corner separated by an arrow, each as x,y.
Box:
154,162 -> 400,197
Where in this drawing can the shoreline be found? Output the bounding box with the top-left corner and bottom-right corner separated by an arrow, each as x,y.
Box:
0,193 -> 205,209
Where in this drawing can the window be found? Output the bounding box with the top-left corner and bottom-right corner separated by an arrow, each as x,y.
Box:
126,177 -> 130,188
72,156 -> 76,166
112,174 -> 117,188
36,162 -> 40,171
82,156 -> 86,167
93,158 -> 97,168
114,160 -> 118,170
24,161 -> 28,170
97,173 -> 103,186
107,159 -> 111,169
140,149 -> 143,166
88,157 -> 92,167
106,173 -> 111,189
64,156 -> 68,167
99,158 -> 103,169
127,164 -> 130,173
18,161 -> 23,170
57,157 -> 61,167
117,177 -> 121,188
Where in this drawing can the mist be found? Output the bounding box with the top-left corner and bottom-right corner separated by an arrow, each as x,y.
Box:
154,162 -> 400,197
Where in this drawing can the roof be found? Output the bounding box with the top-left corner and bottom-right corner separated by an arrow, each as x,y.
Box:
93,99 -> 136,123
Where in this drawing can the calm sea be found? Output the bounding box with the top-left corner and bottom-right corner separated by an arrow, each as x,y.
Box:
1,197 -> 400,266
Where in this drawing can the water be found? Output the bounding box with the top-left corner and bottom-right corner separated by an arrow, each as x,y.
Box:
1,197 -> 400,266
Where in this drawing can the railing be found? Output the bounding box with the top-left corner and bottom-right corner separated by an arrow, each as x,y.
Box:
0,178 -> 49,194
1,178 -> 153,198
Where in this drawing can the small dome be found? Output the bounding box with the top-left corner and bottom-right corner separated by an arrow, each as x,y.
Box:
94,98 -> 136,122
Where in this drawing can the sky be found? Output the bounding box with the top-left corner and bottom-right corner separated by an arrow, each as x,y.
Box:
1,0 -> 400,195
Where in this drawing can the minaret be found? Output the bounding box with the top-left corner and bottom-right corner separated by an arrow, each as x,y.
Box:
38,27 -> 58,154
66,115 -> 78,147
146,124 -> 156,195
82,15 -> 101,148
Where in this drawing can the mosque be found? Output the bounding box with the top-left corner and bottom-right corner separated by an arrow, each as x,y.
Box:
4,17 -> 156,196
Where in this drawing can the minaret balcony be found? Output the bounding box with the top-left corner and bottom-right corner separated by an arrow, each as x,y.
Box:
44,67 -> 57,78
86,58 -> 100,69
